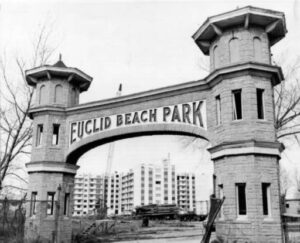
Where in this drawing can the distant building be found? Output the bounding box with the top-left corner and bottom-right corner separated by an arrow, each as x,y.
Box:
73,158 -> 205,216
284,199 -> 300,215
73,172 -> 122,216
177,173 -> 196,211
121,157 -> 177,214
106,172 -> 122,215
121,169 -> 134,214
73,174 -> 104,216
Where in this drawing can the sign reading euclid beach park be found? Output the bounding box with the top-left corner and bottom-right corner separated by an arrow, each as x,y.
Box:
70,100 -> 206,145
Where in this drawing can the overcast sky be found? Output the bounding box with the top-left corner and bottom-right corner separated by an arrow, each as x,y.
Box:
1,0 -> 300,196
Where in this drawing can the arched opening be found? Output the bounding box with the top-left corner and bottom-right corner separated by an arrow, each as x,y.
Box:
67,124 -> 209,164
253,37 -> 262,62
229,37 -> 239,63
70,130 -> 213,240
39,85 -> 46,105
54,84 -> 63,104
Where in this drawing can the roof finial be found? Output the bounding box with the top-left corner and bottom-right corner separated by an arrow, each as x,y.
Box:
59,53 -> 62,61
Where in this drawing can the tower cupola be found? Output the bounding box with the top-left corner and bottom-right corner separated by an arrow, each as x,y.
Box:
192,6 -> 287,71
25,57 -> 92,107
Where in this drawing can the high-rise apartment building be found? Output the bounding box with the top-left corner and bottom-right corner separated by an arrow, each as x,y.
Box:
121,157 -> 177,214
73,158 -> 202,216
177,173 -> 196,211
121,169 -> 134,214
73,174 -> 104,216
106,172 -> 122,215
73,172 -> 122,216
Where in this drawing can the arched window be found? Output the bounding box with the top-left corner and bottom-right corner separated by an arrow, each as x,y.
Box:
54,84 -> 63,103
213,45 -> 219,68
39,85 -> 46,105
71,87 -> 78,105
253,37 -> 262,62
229,38 -> 239,63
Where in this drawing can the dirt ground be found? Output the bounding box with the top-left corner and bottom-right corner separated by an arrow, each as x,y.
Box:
73,218 -> 212,242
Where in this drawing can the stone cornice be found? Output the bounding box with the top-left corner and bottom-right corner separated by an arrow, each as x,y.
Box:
208,139 -> 284,159
206,62 -> 284,87
29,106 -> 67,119
26,161 -> 79,174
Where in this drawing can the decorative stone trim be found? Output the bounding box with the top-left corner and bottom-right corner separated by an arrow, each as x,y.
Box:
26,161 -> 79,174
210,145 -> 281,159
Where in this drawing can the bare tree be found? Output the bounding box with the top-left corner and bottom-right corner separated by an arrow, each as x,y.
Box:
280,164 -> 293,198
0,23 -> 56,193
274,55 -> 300,144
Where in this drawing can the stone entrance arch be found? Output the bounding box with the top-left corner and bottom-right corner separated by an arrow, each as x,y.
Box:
25,6 -> 286,243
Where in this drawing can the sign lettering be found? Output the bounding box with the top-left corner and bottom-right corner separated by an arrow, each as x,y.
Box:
70,100 -> 206,145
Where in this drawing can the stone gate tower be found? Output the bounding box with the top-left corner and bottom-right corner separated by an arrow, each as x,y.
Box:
193,6 -> 286,242
25,60 -> 92,242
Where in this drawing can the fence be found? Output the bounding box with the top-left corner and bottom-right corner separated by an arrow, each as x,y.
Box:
0,197 -> 61,243
0,197 -> 26,242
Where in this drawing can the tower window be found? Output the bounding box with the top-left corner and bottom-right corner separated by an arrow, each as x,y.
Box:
36,124 -> 43,146
30,192 -> 37,216
47,192 -> 55,215
52,124 -> 60,145
216,95 -> 221,125
229,37 -> 239,63
253,37 -> 262,61
232,89 -> 242,120
257,89 -> 265,119
236,183 -> 247,216
64,193 -> 70,216
39,85 -> 46,104
213,45 -> 219,68
54,84 -> 63,103
262,183 -> 271,216
213,174 -> 216,196
218,184 -> 224,218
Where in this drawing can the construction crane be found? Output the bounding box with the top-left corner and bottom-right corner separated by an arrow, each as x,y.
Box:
98,84 -> 122,218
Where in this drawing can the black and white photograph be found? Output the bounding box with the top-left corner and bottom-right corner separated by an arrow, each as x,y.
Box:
0,0 -> 300,242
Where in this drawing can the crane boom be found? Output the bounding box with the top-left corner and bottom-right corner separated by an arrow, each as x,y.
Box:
105,83 -> 122,176
101,84 -> 122,218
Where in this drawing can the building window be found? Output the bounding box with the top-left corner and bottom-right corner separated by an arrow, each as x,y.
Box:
64,193 -> 70,216
47,192 -> 55,215
229,37 -> 239,63
232,89 -> 242,120
257,89 -> 264,119
213,174 -> 216,196
30,192 -> 37,216
236,183 -> 247,216
52,124 -> 60,145
54,84 -> 63,103
39,85 -> 46,104
36,124 -> 43,146
253,37 -> 262,61
213,45 -> 219,68
219,184 -> 224,219
216,95 -> 221,125
262,183 -> 271,216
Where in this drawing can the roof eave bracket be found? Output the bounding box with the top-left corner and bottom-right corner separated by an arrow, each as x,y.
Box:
211,23 -> 223,36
